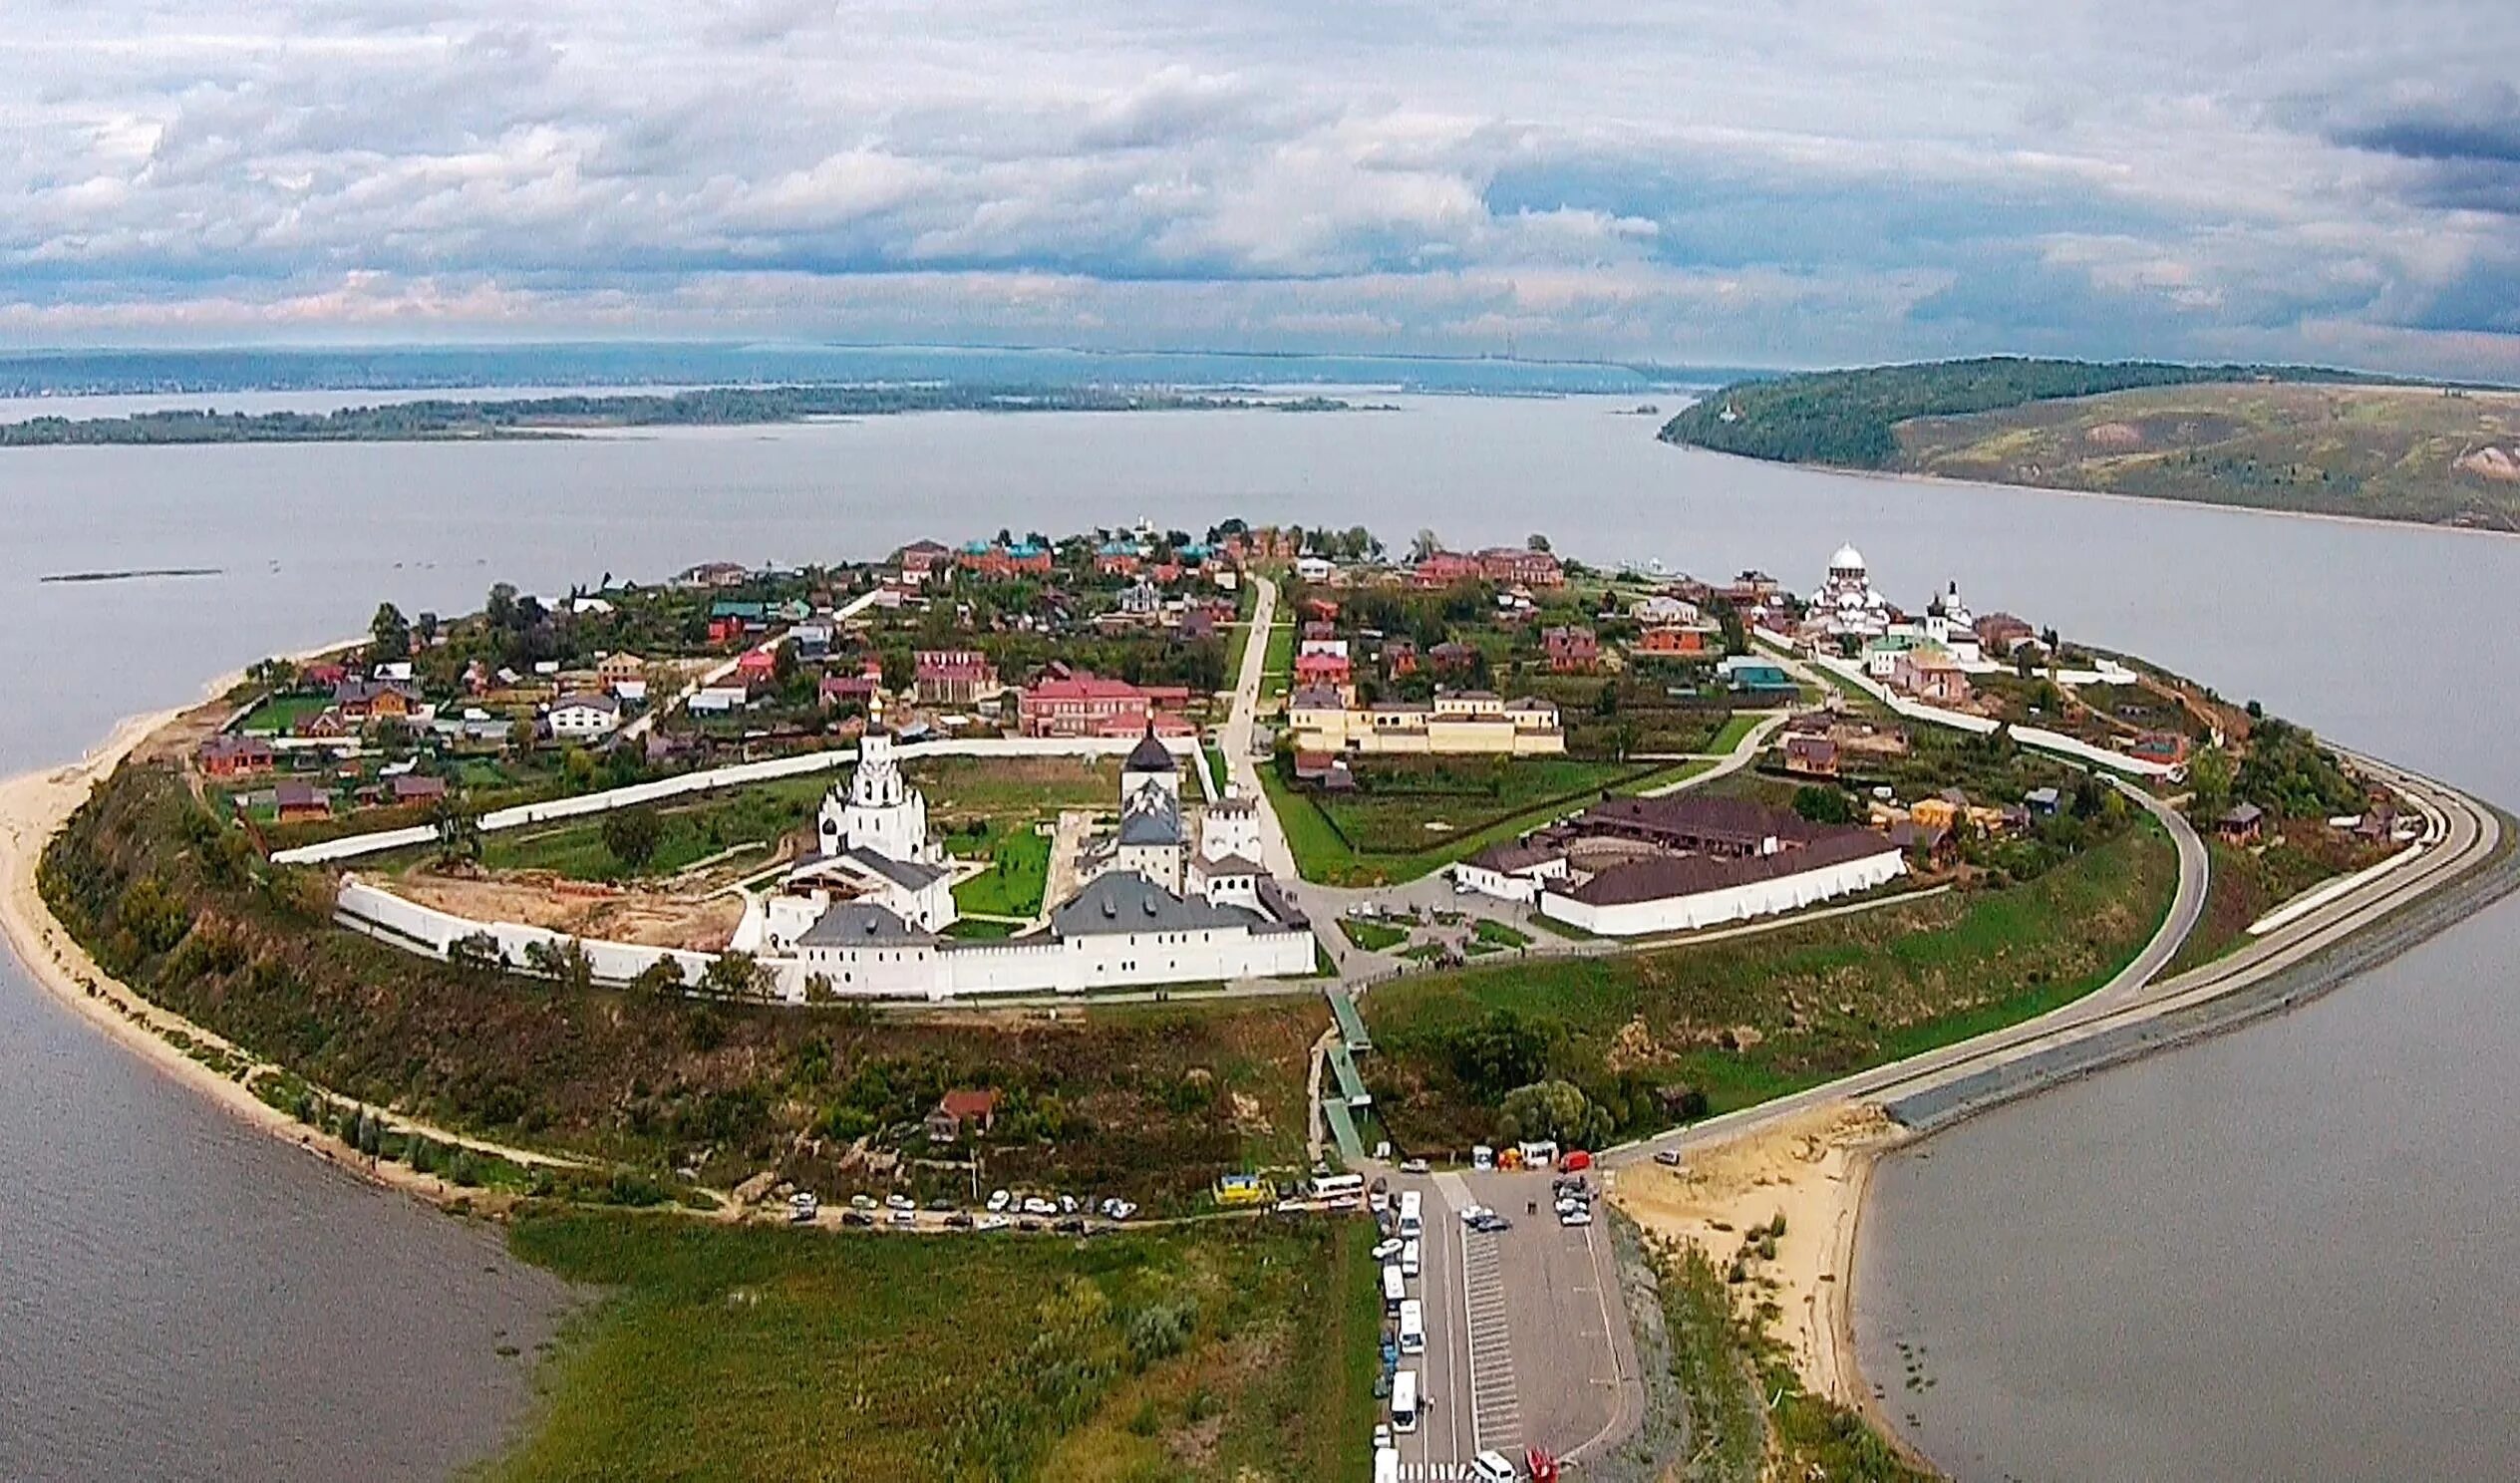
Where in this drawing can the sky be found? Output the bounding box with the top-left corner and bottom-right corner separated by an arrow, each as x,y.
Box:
9,0 -> 2520,376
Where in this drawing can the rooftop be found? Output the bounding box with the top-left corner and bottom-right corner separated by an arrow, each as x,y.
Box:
1051,871 -> 1270,937
796,901 -> 936,948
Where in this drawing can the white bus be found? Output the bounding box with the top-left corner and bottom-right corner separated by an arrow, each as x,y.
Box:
1397,1189 -> 1423,1238
1398,1298 -> 1424,1355
1383,1262 -> 1407,1315
1311,1172 -> 1366,1203
1391,1368 -> 1419,1433
1401,1238 -> 1420,1279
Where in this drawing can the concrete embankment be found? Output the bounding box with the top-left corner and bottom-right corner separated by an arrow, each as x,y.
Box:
1888,800 -> 2520,1133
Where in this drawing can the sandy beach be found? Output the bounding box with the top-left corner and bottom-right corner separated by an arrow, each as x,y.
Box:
1613,1103 -> 1910,1421
0,660 -> 574,1210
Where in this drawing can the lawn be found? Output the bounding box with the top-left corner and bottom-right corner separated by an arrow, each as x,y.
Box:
1339,917 -> 1412,953
480,774 -> 831,879
1260,622 -> 1295,700
952,822 -> 1053,918
236,693 -> 333,734
1471,919 -> 1532,950
1361,821 -> 2177,1149
494,1212 -> 1383,1483
1262,755 -> 1711,887
1704,712 -> 1764,756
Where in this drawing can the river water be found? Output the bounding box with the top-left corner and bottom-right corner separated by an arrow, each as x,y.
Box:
1,394 -> 2512,1477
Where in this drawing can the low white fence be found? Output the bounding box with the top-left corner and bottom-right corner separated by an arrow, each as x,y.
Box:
274,733 -> 1193,866
1808,655 -> 2178,779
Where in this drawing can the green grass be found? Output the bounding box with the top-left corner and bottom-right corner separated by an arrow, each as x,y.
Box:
1704,712 -> 1763,756
1362,821 -> 2177,1146
1339,917 -> 1412,953
480,774 -> 831,879
951,823 -> 1052,918
493,1210 -> 1382,1483
237,693 -> 333,733
1202,742 -> 1229,797
1262,756 -> 1708,887
1470,919 -> 1531,950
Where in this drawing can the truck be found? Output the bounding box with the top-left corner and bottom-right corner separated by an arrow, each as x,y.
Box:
1399,1298 -> 1424,1355
1397,1189 -> 1423,1238
1383,1262 -> 1407,1315
1391,1368 -> 1419,1433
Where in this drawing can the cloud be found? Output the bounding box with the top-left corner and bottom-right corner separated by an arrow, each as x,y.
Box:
2,0 -> 2518,377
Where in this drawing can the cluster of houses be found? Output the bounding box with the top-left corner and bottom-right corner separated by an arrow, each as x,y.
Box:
1452,793 -> 1908,937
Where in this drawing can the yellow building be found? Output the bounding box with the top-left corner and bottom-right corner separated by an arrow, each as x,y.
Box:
1288,687 -> 1566,756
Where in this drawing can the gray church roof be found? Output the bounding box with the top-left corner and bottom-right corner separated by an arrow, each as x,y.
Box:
1052,871 -> 1269,937
796,901 -> 937,948
1123,729 -> 1177,773
1116,791 -> 1184,846
840,846 -> 951,892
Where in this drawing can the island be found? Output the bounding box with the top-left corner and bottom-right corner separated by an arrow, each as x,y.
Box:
1660,357 -> 2520,532
0,383 -> 1372,447
9,520 -> 2510,1481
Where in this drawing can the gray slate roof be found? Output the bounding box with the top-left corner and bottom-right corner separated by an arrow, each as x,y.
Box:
1052,871 -> 1269,937
840,846 -> 950,892
796,901 -> 936,948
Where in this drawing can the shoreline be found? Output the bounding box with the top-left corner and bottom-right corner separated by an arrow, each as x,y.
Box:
0,649 -> 566,1214
1661,440 -> 2520,544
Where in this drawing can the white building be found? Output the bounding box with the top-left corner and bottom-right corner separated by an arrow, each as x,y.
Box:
1538,834 -> 1904,937
547,692 -> 623,741
1450,841 -> 1571,905
1202,792 -> 1264,864
1809,544 -> 1891,642
1921,581 -> 1983,664
1103,730 -> 1186,892
817,734 -> 939,866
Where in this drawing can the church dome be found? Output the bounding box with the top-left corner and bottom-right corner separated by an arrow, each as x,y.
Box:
1123,727 -> 1177,773
1828,543 -> 1866,574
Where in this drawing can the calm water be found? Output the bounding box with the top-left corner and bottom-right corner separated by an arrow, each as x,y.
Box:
2,394 -> 2515,1477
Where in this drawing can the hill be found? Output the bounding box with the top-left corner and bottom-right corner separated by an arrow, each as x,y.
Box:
1658,357 -> 2520,530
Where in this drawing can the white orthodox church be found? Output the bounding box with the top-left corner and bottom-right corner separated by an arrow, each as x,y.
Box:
1808,543 -> 1892,641
748,735 -> 958,951
1921,579 -> 1982,664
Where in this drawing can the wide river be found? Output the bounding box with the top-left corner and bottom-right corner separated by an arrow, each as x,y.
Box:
1,394 -> 2512,1478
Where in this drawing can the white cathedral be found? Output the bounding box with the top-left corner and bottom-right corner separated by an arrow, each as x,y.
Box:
1808,543 -> 1892,641
747,734 -> 958,951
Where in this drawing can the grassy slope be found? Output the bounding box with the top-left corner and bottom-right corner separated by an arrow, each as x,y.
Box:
48,762 -> 1325,1203
497,1211 -> 1381,1483
1896,381 -> 2520,530
1363,822 -> 2175,1147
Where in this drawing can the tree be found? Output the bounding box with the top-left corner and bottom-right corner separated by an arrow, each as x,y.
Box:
601,805 -> 664,870
702,950 -> 774,1001
432,797 -> 481,865
628,957 -> 687,1002
1444,1009 -> 1553,1100
370,603 -> 411,662
506,718 -> 538,755
1792,784 -> 1855,825
1410,529 -> 1443,563
803,973 -> 838,1006
1526,532 -> 1552,553
1496,1079 -> 1613,1148
2187,744 -> 2235,819
484,582 -> 519,631
448,932 -> 505,976
415,611 -> 441,646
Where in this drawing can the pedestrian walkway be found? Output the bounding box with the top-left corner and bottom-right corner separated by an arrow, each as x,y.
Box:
1321,1095 -> 1367,1165
1461,1230 -> 1522,1454
1395,1464 -> 1479,1481
1328,1040 -> 1372,1107
1328,987 -> 1372,1052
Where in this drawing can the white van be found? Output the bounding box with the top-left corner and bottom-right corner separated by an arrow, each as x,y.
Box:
1375,1445 -> 1400,1483
1383,1262 -> 1406,1315
1391,1369 -> 1419,1433
1397,1189 -> 1423,1238
1471,1448 -> 1518,1483
1399,1298 -> 1424,1355
1401,1238 -> 1420,1279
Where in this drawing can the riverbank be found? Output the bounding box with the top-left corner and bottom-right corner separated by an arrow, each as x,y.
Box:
0,661 -> 574,1214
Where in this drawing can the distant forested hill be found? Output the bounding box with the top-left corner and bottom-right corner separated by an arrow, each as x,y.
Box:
1657,357 -> 2372,466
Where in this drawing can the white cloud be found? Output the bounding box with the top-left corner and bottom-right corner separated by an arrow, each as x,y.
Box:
1,0 -> 2516,374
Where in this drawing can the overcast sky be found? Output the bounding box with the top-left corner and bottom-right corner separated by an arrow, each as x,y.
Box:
9,0 -> 2520,375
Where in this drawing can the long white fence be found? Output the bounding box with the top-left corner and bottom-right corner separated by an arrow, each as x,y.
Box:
273,733 -> 1192,866
1805,653 -> 2178,779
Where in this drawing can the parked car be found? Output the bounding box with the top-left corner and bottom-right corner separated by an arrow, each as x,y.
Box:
884,1193 -> 915,1212
926,1198 -> 955,1212
1053,1217 -> 1087,1236
1100,1198 -> 1138,1222
788,1192 -> 819,1224
889,1207 -> 916,1228
974,1214 -> 1012,1233
1653,1148 -> 1683,1168
1372,1238 -> 1404,1262
1022,1196 -> 1058,1217
849,1194 -> 877,1211
986,1189 -> 1012,1212
1458,1204 -> 1491,1227
840,1210 -> 873,1228
1399,1157 -> 1430,1175
1558,1205 -> 1593,1228
1059,1194 -> 1080,1215
1017,1218 -> 1044,1232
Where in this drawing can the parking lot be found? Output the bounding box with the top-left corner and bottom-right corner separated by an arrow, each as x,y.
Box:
1383,1164 -> 1633,1477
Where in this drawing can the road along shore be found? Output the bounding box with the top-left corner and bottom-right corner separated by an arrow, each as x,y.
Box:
1608,758 -> 2513,1456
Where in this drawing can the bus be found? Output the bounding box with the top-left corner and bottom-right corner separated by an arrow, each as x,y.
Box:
1383,1262 -> 1406,1315
1398,1189 -> 1423,1238
1399,1298 -> 1424,1355
1311,1172 -> 1366,1203
1391,1368 -> 1419,1433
